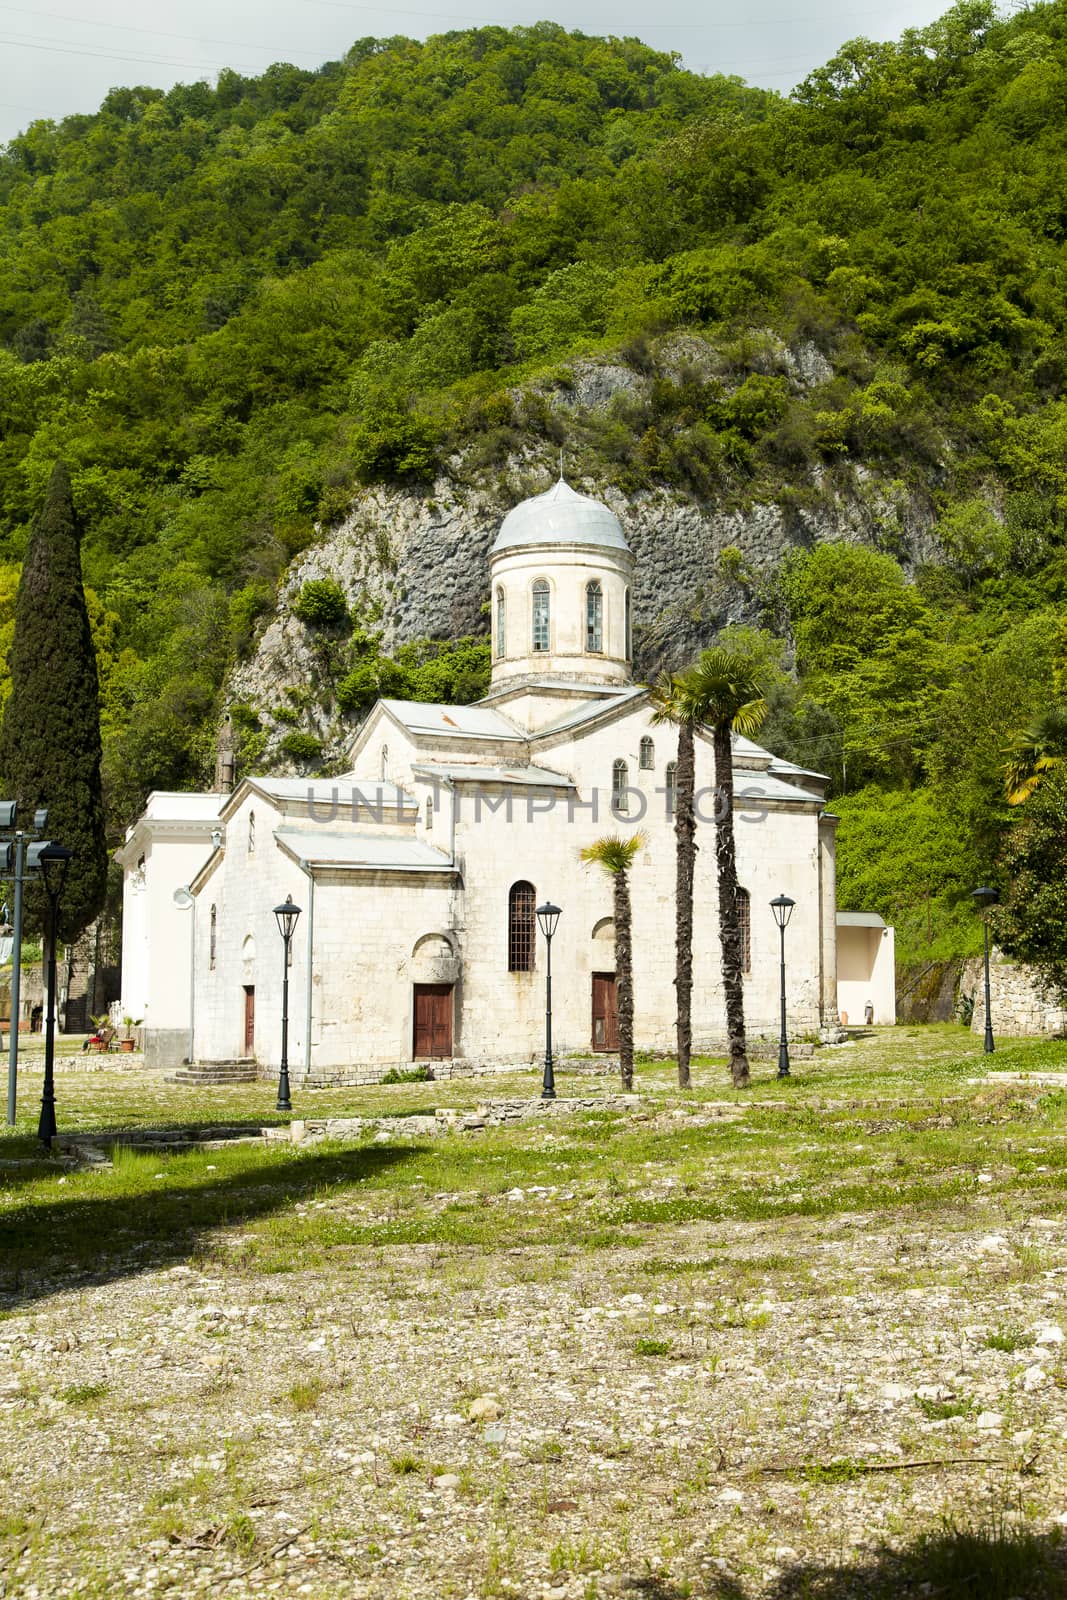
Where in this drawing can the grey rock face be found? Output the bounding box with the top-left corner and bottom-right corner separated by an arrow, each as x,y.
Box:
229,336 -> 938,767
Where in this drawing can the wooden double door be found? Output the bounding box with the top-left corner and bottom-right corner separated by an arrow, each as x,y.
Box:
413,983 -> 453,1058
591,971 -> 618,1052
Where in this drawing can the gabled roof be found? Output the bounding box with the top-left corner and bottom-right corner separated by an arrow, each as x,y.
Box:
220,776 -> 414,821
378,699 -> 524,742
274,828 -> 456,874
531,686 -> 648,739
768,757 -> 832,784
837,911 -> 888,929
734,773 -> 825,808
412,762 -> 575,789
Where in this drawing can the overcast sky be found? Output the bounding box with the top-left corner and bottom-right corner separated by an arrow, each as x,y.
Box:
0,0 -> 960,146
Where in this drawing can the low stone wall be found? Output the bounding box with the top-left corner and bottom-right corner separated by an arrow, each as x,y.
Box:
960,949 -> 1067,1039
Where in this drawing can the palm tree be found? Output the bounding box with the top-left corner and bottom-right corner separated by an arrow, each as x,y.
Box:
1004,705 -> 1067,805
650,673 -> 698,1089
678,648 -> 768,1089
579,832 -> 646,1091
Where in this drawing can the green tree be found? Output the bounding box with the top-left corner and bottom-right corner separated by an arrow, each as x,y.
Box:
678,648 -> 769,1088
996,766 -> 1067,1004
0,462 -> 108,939
1003,704 -> 1067,806
579,831 -> 645,1091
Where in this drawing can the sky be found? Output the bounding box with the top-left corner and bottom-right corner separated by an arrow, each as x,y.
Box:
0,0 -> 963,146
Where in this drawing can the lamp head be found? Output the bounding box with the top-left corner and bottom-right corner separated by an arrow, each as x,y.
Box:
0,801 -> 16,830
274,894 -> 302,943
972,885 -> 998,911
33,807 -> 48,833
536,901 -> 562,941
770,893 -> 796,930
39,841 -> 73,901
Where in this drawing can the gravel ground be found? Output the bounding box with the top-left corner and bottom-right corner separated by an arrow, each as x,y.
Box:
3,1185 -> 1067,1597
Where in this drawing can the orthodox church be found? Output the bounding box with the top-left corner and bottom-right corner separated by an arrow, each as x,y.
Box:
118,480 -> 840,1079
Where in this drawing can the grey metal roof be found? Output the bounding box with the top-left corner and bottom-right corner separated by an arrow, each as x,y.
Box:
837,911 -> 888,929
413,762 -> 575,789
491,479 -> 630,555
532,686 -> 647,737
274,829 -> 455,873
768,757 -> 832,783
734,775 -> 824,807
251,777 -> 414,807
380,699 -> 523,741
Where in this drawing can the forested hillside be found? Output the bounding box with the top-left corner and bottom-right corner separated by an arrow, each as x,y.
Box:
2,2 -> 1066,973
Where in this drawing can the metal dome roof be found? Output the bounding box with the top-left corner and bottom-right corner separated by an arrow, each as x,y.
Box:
491,478 -> 630,555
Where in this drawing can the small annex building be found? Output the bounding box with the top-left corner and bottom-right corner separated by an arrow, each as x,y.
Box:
120,479 -> 842,1079
836,911 -> 896,1026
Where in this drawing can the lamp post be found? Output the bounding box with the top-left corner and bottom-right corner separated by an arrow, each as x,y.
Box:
536,902 -> 561,1101
273,895 -> 301,1113
972,886 -> 998,1054
3,803 -> 49,1126
37,842 -> 72,1148
770,894 -> 796,1081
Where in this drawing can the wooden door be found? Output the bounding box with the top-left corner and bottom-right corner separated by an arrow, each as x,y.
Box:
243,986 -> 255,1054
591,972 -> 618,1052
413,984 -> 453,1058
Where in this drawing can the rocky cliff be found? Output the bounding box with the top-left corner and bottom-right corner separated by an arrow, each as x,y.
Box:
230,335 -> 941,770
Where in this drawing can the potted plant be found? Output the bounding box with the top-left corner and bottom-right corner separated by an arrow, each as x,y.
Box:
120,1015 -> 142,1052
87,1014 -> 113,1053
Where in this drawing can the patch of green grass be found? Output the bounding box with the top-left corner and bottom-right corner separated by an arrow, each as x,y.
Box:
287,1377 -> 328,1412
634,1337 -> 672,1356
59,1381 -> 109,1406
390,1451 -> 423,1475
984,1324 -> 1029,1352
917,1394 -> 975,1421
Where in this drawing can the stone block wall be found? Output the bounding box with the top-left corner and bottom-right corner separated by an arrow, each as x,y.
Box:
961,948 -> 1067,1039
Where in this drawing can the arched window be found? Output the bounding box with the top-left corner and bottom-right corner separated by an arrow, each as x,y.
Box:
737,887 -> 751,974
247,811 -> 255,854
585,580 -> 603,653
612,759 -> 629,815
624,588 -> 632,660
209,905 -> 217,971
425,796 -> 433,831
495,586 -> 506,659
508,881 -> 536,971
532,580 -> 550,653
380,744 -> 389,782
639,735 -> 654,770
665,760 -> 677,817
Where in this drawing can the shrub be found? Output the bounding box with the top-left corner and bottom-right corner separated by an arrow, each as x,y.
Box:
279,731 -> 322,762
291,578 -> 349,628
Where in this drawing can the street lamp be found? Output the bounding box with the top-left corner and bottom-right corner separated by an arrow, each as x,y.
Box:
37,842 -> 72,1147
769,894 -> 796,1081
536,902 -> 561,1101
972,885 -> 998,1055
273,895 -> 301,1112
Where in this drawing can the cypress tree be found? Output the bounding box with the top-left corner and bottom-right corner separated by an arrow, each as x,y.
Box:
0,462 -> 107,940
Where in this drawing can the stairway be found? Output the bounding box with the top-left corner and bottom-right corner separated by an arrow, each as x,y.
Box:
168,1059 -> 260,1085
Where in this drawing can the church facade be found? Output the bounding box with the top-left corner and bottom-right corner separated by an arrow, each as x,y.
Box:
119,481 -> 839,1079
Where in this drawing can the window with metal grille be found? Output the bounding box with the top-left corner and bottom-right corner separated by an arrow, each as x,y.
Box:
612,758 -> 629,814
495,586 -> 506,658
585,580 -> 602,652
532,580 -> 550,652
247,811 -> 255,854
737,886 -> 751,973
209,905 -> 217,970
425,796 -> 433,830
625,588 -> 632,658
508,881 -> 536,971
665,760 -> 677,817
639,735 -> 654,770
380,745 -> 389,782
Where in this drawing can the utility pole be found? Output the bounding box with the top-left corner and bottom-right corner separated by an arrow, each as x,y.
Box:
3,804 -> 51,1126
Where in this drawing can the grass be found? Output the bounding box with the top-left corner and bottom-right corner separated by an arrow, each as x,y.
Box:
4,1026 -> 1067,1598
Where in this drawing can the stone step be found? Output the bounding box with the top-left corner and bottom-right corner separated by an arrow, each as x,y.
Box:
169,1067 -> 260,1085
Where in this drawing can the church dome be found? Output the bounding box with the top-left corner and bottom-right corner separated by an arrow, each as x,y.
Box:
491,478 -> 630,555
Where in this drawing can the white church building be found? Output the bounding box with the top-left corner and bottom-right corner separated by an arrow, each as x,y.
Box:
118,480 -> 841,1080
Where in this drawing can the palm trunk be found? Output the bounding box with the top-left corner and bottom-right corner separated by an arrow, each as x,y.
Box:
614,868 -> 634,1092
674,719 -> 696,1089
713,722 -> 750,1088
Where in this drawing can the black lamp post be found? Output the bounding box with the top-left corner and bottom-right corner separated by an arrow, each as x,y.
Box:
770,894 -> 796,1080
273,895 -> 301,1112
972,885 -> 998,1054
536,902 -> 561,1101
37,842 -> 72,1148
